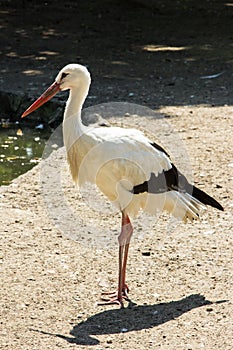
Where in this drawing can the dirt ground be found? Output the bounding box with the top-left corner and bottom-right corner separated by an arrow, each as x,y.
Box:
0,1 -> 233,349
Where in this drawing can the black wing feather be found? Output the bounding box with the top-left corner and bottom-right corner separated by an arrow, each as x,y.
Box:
132,162 -> 223,211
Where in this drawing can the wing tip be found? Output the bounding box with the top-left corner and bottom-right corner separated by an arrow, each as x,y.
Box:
192,186 -> 224,211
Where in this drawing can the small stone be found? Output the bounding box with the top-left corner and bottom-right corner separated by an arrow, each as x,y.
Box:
142,251 -> 151,256
206,307 -> 213,312
121,328 -> 128,333
203,230 -> 215,235
216,184 -> 222,188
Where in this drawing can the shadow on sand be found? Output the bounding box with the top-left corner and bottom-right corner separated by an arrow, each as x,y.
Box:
30,293 -> 227,345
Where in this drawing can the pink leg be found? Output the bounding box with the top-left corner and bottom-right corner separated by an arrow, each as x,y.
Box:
121,242 -> 130,298
99,212 -> 133,308
119,214 -> 132,298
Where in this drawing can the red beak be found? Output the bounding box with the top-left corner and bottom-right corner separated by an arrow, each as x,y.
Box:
21,81 -> 60,118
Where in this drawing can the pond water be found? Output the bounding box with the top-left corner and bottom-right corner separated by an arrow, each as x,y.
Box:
0,127 -> 51,186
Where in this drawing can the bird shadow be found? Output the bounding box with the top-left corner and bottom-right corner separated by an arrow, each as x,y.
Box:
29,294 -> 227,346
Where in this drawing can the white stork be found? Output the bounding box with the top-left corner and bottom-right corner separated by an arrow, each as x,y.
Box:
22,63 -> 223,308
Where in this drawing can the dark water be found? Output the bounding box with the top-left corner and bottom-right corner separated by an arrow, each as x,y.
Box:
0,127 -> 51,185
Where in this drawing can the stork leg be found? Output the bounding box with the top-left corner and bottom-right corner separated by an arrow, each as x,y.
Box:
99,212 -> 133,308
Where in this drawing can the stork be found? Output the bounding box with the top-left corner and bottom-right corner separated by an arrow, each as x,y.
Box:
22,64 -> 223,307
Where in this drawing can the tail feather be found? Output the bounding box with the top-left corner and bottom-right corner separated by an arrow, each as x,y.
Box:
192,186 -> 224,211
163,192 -> 201,223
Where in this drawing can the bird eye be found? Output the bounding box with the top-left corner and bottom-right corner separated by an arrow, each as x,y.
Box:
61,72 -> 69,80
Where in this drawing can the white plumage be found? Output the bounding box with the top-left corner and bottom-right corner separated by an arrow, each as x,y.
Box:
67,124 -> 204,221
67,125 -> 172,216
22,63 -> 223,307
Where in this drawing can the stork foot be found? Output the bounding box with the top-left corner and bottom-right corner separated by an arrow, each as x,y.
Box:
98,297 -> 125,308
98,284 -> 130,308
101,283 -> 129,298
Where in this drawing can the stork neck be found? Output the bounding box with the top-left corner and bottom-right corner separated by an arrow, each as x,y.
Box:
63,86 -> 88,152
64,86 -> 87,121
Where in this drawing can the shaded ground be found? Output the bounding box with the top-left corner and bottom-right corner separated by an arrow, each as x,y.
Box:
0,0 -> 232,121
0,1 -> 233,349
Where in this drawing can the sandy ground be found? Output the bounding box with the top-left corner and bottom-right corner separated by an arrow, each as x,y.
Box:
0,106 -> 232,349
0,1 -> 233,349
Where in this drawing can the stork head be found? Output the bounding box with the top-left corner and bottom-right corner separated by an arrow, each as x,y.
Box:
56,63 -> 91,91
21,64 -> 91,118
